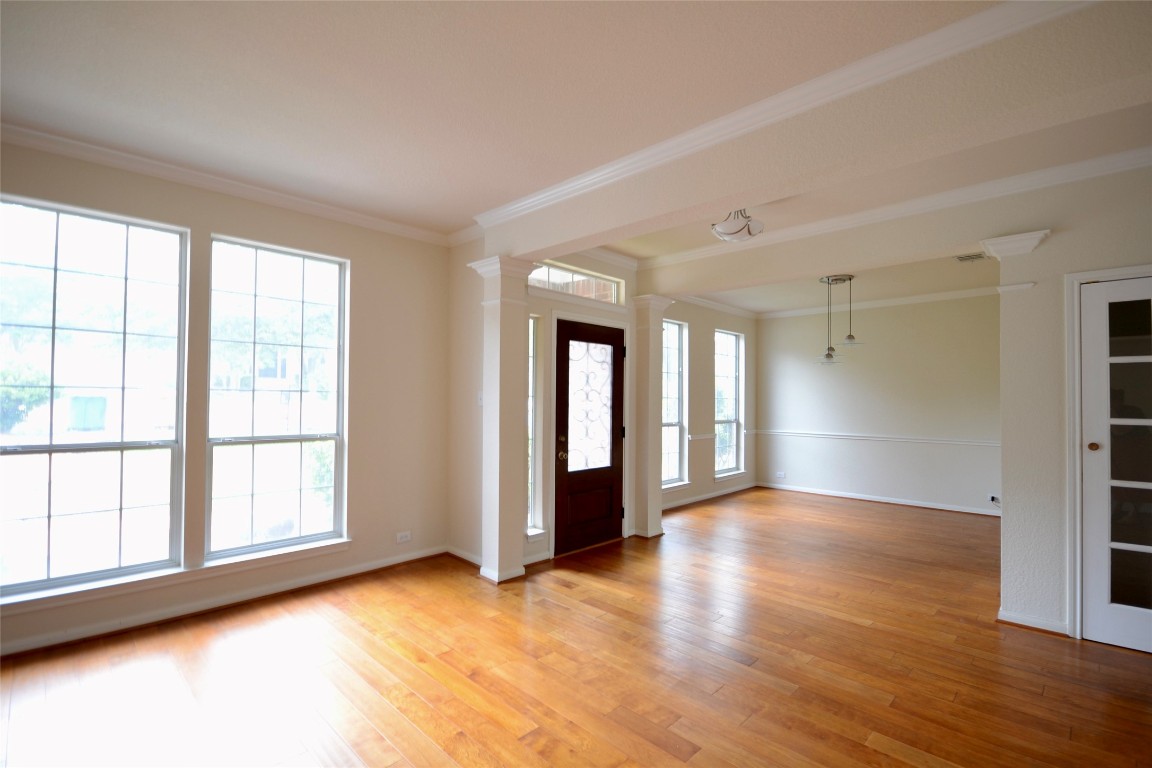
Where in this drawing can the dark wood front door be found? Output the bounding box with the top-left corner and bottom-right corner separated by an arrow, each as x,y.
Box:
554,320 -> 624,556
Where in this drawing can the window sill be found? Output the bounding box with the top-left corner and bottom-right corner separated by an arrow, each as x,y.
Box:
715,470 -> 746,481
662,481 -> 691,492
1,537 -> 351,613
526,527 -> 547,542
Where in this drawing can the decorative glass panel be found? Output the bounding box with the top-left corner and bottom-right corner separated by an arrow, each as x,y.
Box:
568,340 -> 613,471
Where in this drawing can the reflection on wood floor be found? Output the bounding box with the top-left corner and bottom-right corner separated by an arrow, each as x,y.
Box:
3,489 -> 1150,767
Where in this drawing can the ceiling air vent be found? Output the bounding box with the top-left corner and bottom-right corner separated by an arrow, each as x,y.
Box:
954,253 -> 987,263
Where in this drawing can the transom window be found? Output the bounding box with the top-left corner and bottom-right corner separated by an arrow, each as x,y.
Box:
1,200 -> 185,591
529,263 -> 621,305
207,239 -> 345,555
714,329 -> 743,475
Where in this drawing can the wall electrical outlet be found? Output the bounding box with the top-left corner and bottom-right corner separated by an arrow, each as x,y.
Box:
775,471 -> 786,479
396,531 -> 412,544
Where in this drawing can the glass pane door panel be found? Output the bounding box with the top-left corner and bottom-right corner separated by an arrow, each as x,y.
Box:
1111,549 -> 1152,609
1111,363 -> 1151,416
1109,299 -> 1151,356
1112,487 -> 1152,546
567,341 -> 613,471
1111,425 -> 1152,483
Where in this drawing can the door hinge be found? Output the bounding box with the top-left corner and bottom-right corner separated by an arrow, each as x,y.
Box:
621,426 -> 625,439
621,507 -> 625,519
622,346 -> 626,358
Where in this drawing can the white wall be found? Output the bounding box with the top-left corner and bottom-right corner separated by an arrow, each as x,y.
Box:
998,167 -> 1152,634
757,294 -> 1001,514
662,301 -> 758,509
0,144 -> 451,653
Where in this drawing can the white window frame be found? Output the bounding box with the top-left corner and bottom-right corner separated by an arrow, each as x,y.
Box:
0,197 -> 186,595
528,263 -> 623,305
527,315 -> 543,532
205,237 -> 347,560
714,329 -> 744,476
662,320 -> 687,486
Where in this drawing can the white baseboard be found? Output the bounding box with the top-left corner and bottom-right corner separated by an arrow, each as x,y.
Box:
1,546 -> 449,655
479,565 -> 526,583
446,546 -> 481,566
663,481 -> 756,511
758,483 -> 1001,517
997,609 -> 1070,636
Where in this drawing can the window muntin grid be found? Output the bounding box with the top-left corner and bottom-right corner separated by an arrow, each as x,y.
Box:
0,200 -> 185,592
714,330 -> 743,475
207,239 -> 345,556
662,320 -> 686,485
528,264 -> 621,305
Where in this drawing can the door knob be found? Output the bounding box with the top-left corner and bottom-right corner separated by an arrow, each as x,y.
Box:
558,451 -> 568,461
1088,442 -> 1101,451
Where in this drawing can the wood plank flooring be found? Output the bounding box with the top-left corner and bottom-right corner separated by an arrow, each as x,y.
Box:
2,489 -> 1150,767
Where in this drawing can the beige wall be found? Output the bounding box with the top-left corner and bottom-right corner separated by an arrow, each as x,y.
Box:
662,301 -> 758,509
446,241 -> 486,564
1,144 -> 451,652
757,294 -> 1001,514
998,167 -> 1152,633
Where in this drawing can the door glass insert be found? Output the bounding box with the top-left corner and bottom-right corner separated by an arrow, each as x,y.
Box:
1111,549 -> 1152,609
1111,425 -> 1152,484
568,340 -> 613,471
1112,486 -> 1152,547
1111,363 -> 1151,417
1109,299 -> 1151,356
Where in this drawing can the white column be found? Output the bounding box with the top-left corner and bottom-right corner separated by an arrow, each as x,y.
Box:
633,295 -> 675,538
469,256 -> 536,582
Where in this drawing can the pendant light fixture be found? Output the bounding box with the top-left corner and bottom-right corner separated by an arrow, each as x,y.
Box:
841,274 -> 862,347
817,274 -> 855,364
818,275 -> 841,364
711,209 -> 764,242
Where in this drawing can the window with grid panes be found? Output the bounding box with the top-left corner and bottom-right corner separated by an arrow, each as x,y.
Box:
714,330 -> 743,475
662,320 -> 686,485
0,200 -> 184,591
208,239 -> 345,555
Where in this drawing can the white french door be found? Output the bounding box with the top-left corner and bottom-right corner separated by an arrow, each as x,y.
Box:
1081,276 -> 1152,652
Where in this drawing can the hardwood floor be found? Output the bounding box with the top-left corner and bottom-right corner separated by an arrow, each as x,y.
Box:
2,489 -> 1150,767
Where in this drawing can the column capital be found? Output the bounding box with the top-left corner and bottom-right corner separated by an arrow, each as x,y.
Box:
633,294 -> 676,315
469,255 -> 539,280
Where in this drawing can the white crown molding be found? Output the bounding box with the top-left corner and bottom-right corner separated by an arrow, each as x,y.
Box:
448,223 -> 484,247
758,286 -> 999,319
643,147 -> 1152,271
473,1 -> 1091,230
997,282 -> 1038,294
674,295 -> 757,319
1,123 -> 451,248
575,247 -> 640,272
981,230 -> 1050,260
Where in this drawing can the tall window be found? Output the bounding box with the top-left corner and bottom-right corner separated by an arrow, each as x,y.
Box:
662,320 -> 686,485
714,330 -> 743,475
208,239 -> 344,555
527,316 -> 540,530
1,200 -> 184,591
